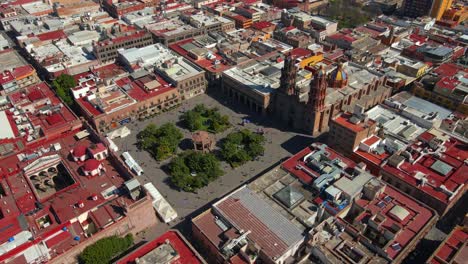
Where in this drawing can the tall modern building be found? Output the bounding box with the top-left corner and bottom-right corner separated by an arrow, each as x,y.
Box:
430,0 -> 453,20
402,0 -> 434,18
403,0 -> 453,19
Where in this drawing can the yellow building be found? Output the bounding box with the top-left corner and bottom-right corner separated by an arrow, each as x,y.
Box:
442,5 -> 468,23
431,0 -> 453,20
298,52 -> 323,69
397,62 -> 429,78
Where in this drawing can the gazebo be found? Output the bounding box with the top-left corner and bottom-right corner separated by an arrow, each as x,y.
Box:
191,131 -> 214,152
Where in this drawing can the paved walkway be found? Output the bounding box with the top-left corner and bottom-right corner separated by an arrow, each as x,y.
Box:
113,93 -> 314,238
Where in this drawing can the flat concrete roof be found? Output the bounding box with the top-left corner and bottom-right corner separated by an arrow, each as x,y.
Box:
0,111 -> 15,139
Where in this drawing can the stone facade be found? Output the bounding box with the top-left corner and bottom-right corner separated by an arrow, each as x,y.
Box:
274,60 -> 392,136
78,88 -> 180,133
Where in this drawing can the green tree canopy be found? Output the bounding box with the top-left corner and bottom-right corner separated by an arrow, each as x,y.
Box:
324,0 -> 374,29
181,104 -> 230,133
137,123 -> 183,161
169,151 -> 223,192
78,234 -> 133,264
52,74 -> 76,106
221,129 -> 265,167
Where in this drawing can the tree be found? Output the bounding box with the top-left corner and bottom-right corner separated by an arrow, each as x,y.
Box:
169,151 -> 223,192
52,74 -> 76,106
221,129 -> 265,167
324,0 -> 374,29
78,234 -> 133,264
181,104 -> 230,133
137,123 -> 183,161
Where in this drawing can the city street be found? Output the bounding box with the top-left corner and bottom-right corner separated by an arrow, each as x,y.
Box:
112,93 -> 315,237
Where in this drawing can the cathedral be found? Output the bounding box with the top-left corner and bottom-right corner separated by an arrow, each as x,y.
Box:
274,53 -> 393,136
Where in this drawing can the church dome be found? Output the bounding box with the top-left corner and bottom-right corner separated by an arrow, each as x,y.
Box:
330,63 -> 347,82
329,63 -> 348,88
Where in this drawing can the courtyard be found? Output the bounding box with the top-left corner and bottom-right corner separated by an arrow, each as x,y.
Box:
112,93 -> 314,226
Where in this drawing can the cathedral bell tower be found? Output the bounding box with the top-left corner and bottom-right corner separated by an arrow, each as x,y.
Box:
279,53 -> 297,96
308,66 -> 327,111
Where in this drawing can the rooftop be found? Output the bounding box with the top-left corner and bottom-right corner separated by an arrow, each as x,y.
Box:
186,12 -> 233,28
252,21 -> 274,30
148,18 -> 197,38
222,59 -> 283,95
116,74 -> 176,102
281,143 -> 356,186
115,230 -> 205,264
382,129 -> 467,205
0,49 -> 28,73
21,1 -> 52,15
169,39 -> 231,73
427,226 -> 468,264
333,111 -> 376,133
119,44 -> 203,81
434,63 -> 468,77
322,63 -> 384,107
366,105 -> 426,141
0,129 -> 144,262
339,179 -> 436,261
212,186 -> 304,260
78,84 -> 136,115
95,30 -> 148,47
3,82 -> 79,142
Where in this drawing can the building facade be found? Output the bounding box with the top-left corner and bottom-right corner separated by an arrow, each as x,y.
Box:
402,0 -> 434,18
274,57 -> 392,136
430,0 -> 453,20
328,108 -> 378,156
77,75 -> 181,133
93,30 -> 153,63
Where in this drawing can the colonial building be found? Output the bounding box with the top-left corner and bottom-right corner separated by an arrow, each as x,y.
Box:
274,54 -> 392,136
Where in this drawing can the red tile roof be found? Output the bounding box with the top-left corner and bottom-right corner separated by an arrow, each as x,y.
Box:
44,230 -> 73,248
72,145 -> 87,157
0,127 -> 144,263
409,33 -> 427,44
434,63 -> 467,77
282,143 -> 356,184
333,112 -> 375,133
436,76 -> 461,91
36,30 -> 67,42
381,134 -> 467,205
27,89 -> 45,101
349,184 -> 436,260
77,97 -> 102,116
252,21 -> 274,30
328,33 -> 356,43
90,63 -> 126,80
363,135 -> 381,147
8,0 -> 37,6
116,230 -> 204,264
192,210 -> 224,250
83,159 -> 100,171
169,39 -> 232,73
5,82 -> 80,145
216,197 -> 289,258
97,30 -> 147,47
0,70 -> 14,85
290,47 -> 312,58
88,143 -> 106,156
428,227 -> 468,264
115,75 -> 176,102
45,113 -> 65,126
11,65 -> 35,79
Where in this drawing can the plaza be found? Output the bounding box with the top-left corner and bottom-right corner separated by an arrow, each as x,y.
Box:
112,93 -> 314,228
